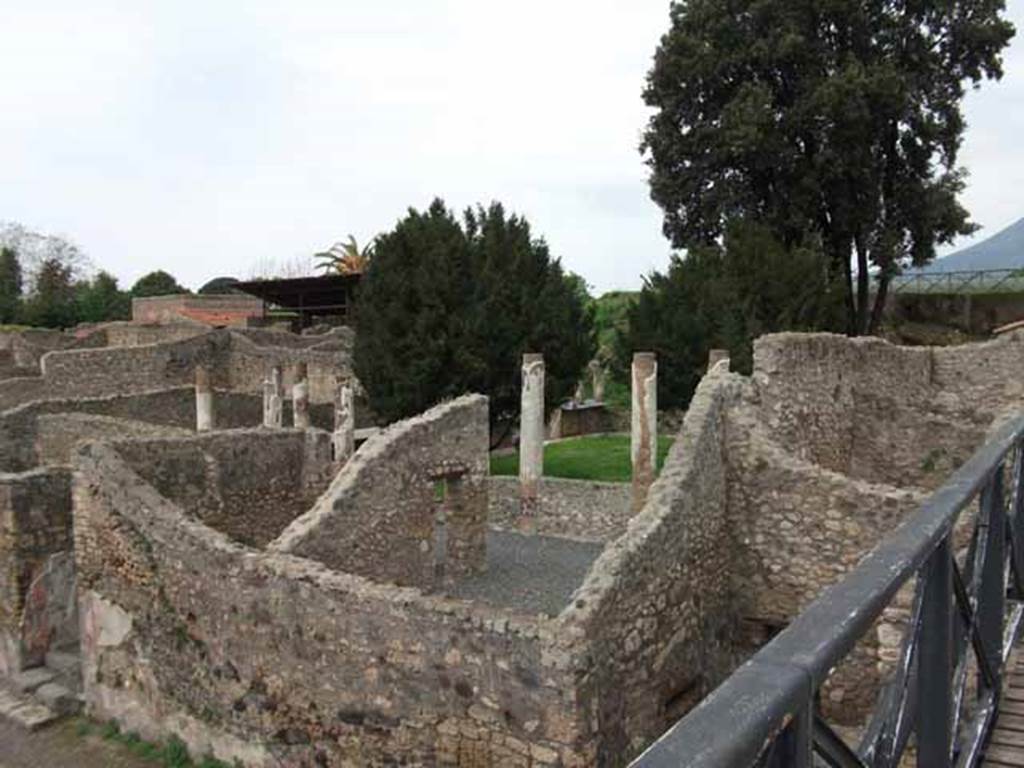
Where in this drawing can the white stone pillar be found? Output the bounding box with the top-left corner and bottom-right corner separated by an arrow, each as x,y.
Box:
195,366 -> 213,432
333,379 -> 355,461
519,353 -> 545,519
589,359 -> 606,402
263,365 -> 283,428
292,362 -> 310,429
631,352 -> 657,512
707,348 -> 730,372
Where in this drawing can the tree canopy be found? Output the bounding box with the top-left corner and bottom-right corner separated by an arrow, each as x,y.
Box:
131,270 -> 188,297
198,276 -> 241,295
23,258 -> 77,329
616,219 -> 845,409
354,199 -> 594,437
76,271 -> 131,323
642,0 -> 1014,334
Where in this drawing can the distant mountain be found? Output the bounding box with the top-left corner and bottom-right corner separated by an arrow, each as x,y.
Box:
923,217 -> 1024,272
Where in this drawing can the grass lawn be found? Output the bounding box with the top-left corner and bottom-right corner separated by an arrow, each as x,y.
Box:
490,434 -> 675,483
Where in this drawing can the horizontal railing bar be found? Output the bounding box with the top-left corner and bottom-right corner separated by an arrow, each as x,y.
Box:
632,415 -> 1024,768
631,661 -> 811,767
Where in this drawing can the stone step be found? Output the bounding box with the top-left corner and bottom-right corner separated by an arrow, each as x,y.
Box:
44,650 -> 82,694
0,686 -> 59,731
9,666 -> 56,694
45,650 -> 80,676
34,681 -> 81,716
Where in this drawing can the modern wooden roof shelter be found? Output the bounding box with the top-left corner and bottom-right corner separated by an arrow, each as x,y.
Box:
233,273 -> 361,327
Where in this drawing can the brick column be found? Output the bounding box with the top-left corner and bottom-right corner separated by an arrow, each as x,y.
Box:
631,352 -> 657,512
519,353 -> 545,520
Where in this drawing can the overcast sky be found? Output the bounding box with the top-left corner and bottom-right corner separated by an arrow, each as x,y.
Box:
2,1 -> 1022,295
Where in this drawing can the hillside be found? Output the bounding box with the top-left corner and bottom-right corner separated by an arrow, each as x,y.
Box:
926,217 -> 1024,272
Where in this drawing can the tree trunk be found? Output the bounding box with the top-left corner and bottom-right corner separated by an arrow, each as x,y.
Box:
834,238 -> 856,336
868,272 -> 890,334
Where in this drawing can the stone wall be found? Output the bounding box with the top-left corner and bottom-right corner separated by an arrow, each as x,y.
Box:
750,332 -> 1022,489
100,322 -> 207,348
487,476 -> 632,542
0,387 -> 323,473
36,414 -> 192,466
272,395 -> 489,590
116,430 -> 336,549
132,294 -> 264,326
0,467 -> 72,673
225,332 -> 354,404
556,367 -> 743,764
0,330 -> 353,414
73,441 -> 585,767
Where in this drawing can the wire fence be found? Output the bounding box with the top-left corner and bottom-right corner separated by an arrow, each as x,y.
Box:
889,268 -> 1024,295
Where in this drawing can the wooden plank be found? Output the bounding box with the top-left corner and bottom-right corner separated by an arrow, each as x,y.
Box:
992,729 -> 1024,748
997,714 -> 1024,732
1003,701 -> 1024,716
985,744 -> 1024,765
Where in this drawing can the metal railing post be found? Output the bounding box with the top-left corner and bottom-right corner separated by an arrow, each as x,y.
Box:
978,467 -> 1006,689
917,535 -> 954,768
770,700 -> 812,768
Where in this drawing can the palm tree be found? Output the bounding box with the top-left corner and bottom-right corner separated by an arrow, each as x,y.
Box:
315,235 -> 373,275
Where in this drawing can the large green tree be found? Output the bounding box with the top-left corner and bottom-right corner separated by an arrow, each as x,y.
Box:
76,271 -> 131,323
642,0 -> 1014,334
616,219 -> 845,409
0,247 -> 23,324
354,199 -> 594,438
131,270 -> 188,297
24,258 -> 77,328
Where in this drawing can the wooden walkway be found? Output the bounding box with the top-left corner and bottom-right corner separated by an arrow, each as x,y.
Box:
984,651 -> 1024,766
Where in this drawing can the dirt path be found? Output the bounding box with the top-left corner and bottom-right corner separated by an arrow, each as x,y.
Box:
0,718 -> 158,768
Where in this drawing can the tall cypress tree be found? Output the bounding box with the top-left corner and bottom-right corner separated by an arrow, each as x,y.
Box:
0,247 -> 23,324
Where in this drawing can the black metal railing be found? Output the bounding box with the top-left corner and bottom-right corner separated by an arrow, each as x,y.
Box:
632,415 -> 1024,768
890,269 -> 1024,295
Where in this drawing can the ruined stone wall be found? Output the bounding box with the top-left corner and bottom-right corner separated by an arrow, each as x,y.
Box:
116,430 -> 336,549
724,408 -> 927,718
36,414 -> 192,466
39,332 -> 234,398
0,388 -> 308,473
750,332 -> 1024,489
557,367 -> 743,764
0,330 -> 353,416
487,476 -> 633,542
131,294 -> 264,326
226,332 -> 354,404
74,442 -> 585,767
272,395 -> 489,590
0,467 -> 72,674
100,322 -> 207,347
